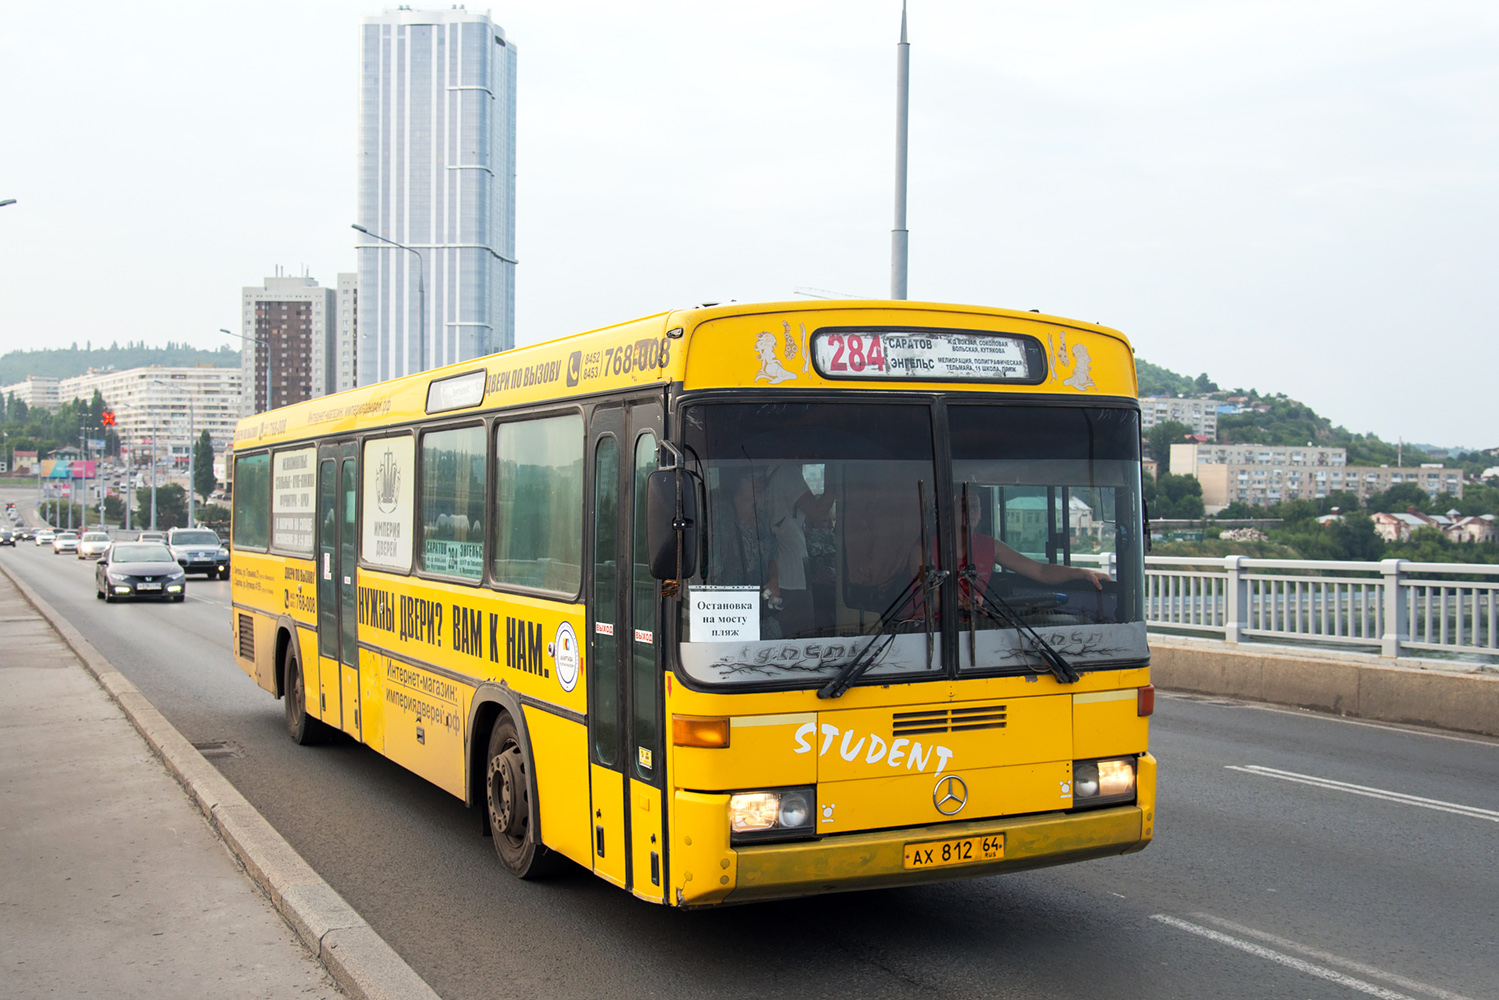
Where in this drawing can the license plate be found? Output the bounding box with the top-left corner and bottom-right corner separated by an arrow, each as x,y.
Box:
903,834 -> 1004,869
137,582 -> 162,591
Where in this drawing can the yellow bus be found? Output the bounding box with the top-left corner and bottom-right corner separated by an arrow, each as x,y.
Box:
229,299 -> 1155,906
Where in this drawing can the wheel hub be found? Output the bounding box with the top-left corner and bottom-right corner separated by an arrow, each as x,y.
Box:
490,745 -> 524,838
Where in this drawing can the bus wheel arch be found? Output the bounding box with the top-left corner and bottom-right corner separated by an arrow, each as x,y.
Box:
279,623 -> 329,745
472,691 -> 556,879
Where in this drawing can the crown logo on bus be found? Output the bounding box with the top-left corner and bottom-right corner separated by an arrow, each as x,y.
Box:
376,448 -> 401,513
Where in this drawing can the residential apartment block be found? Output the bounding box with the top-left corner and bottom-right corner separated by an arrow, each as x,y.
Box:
1171,442 -> 1346,469
58,366 -> 243,467
1190,456 -> 1463,511
1173,443 -> 1464,510
0,375 -> 61,413
336,272 -> 358,392
240,272 -> 338,413
1140,396 -> 1219,438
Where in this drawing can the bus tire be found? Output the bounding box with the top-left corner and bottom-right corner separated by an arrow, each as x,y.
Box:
283,646 -> 330,746
485,716 -> 555,879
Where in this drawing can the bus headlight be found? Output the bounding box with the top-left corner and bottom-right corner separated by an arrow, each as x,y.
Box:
728,792 -> 778,833
728,786 -> 816,844
1072,757 -> 1136,809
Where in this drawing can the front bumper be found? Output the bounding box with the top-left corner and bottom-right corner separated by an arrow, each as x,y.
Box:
673,753 -> 1156,907
108,580 -> 185,599
725,804 -> 1146,904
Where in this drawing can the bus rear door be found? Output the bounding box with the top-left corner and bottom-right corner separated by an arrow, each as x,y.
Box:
316,442 -> 360,738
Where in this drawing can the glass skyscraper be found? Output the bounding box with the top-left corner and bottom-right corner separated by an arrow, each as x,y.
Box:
357,8 -> 516,385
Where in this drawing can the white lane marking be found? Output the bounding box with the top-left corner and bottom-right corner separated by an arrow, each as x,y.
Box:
1226,765 -> 1499,822
1161,692 -> 1499,749
1151,915 -> 1419,1000
1194,914 -> 1478,1000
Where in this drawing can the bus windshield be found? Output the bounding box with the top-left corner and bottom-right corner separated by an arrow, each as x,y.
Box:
948,404 -> 1147,674
678,401 -> 1146,688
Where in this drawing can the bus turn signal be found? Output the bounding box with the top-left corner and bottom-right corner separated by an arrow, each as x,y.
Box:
673,715 -> 730,748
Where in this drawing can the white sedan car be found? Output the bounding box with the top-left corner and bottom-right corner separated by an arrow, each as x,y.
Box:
35,529 -> 56,547
77,532 -> 112,560
52,531 -> 80,555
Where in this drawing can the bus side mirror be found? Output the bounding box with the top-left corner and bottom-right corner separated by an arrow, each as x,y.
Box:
646,468 -> 699,580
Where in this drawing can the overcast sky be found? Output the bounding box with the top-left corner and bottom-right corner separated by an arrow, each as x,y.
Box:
1,1 -> 1494,446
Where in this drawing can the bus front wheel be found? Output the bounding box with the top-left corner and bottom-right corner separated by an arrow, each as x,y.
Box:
486,716 -> 555,879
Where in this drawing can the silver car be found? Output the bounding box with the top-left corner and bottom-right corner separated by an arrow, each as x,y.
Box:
52,531 -> 79,555
77,531 -> 112,560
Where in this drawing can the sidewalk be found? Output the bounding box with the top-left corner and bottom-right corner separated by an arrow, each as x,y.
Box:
0,569 -> 346,998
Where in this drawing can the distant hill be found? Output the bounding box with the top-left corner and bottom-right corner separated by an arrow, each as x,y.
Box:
0,342 -> 241,385
1136,359 -> 1485,473
1136,359 -> 1218,397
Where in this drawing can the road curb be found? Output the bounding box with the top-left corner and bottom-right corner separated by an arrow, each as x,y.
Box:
0,561 -> 443,1000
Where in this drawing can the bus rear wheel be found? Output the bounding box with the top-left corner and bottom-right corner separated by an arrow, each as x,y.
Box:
284,648 -> 330,745
486,716 -> 555,879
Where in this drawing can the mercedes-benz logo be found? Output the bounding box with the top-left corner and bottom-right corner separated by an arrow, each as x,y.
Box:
933,775 -> 968,815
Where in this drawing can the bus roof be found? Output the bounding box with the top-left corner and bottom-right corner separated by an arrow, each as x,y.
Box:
233,300 -> 1135,451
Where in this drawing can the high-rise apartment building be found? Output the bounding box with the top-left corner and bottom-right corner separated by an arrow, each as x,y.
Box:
357,7 -> 517,386
240,272 -> 338,414
336,272 -> 358,393
59,366 -> 243,465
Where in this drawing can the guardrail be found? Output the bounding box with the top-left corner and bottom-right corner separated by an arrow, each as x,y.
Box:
1143,556 -> 1499,660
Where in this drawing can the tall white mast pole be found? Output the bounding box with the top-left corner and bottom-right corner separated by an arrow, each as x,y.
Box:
891,1 -> 910,299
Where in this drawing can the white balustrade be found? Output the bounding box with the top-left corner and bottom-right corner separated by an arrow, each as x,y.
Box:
1143,556 -> 1499,660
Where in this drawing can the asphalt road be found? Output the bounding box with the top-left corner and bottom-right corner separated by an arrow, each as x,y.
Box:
5,512 -> 1496,999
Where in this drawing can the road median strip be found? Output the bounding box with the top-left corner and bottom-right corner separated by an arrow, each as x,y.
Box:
0,561 -> 441,1000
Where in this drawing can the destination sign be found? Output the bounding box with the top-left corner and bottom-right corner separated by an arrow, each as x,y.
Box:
426,369 -> 487,414
811,329 -> 1044,383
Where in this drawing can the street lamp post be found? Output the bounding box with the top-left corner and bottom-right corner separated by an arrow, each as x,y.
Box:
151,379 -> 195,527
149,421 -> 158,531
352,224 -> 426,372
222,328 -> 274,414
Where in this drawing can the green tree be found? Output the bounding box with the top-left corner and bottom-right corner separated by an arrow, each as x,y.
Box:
195,503 -> 231,529
10,395 -> 27,424
1319,490 -> 1362,514
193,430 -> 217,503
1145,420 -> 1195,474
1366,482 -> 1431,514
103,494 -> 126,525
1144,472 -> 1205,519
135,482 -> 188,530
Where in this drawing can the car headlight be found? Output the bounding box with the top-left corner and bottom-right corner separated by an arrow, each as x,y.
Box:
727,786 -> 816,844
1071,756 -> 1137,809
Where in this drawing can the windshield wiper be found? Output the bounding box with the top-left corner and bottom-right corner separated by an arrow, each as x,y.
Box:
819,482 -> 946,699
971,580 -> 1081,684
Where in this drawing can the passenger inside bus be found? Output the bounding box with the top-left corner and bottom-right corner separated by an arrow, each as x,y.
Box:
956,489 -> 1110,609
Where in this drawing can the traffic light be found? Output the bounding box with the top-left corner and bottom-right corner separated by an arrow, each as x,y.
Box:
101,410 -> 116,426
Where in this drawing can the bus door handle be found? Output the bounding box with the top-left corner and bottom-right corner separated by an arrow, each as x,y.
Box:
596,825 -> 606,857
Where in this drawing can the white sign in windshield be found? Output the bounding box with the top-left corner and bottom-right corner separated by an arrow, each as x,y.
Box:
689,587 -> 760,642
812,329 -> 1040,382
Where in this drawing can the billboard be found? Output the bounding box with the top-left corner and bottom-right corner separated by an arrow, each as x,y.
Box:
40,460 -> 96,479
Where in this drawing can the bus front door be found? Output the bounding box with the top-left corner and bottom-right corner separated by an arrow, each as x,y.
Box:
316,442 -> 360,738
587,400 -> 665,899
